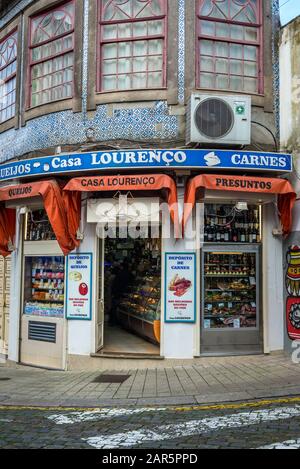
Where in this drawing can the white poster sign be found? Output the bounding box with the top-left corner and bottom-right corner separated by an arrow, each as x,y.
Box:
66,254 -> 92,320
165,253 -> 196,323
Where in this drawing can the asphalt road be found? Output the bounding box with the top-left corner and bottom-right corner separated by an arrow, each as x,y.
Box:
1,398 -> 300,449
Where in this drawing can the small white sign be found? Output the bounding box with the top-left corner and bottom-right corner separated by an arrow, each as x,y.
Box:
66,254 -> 92,320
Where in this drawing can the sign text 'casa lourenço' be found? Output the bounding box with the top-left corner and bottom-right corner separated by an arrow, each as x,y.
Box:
0,149 -> 292,182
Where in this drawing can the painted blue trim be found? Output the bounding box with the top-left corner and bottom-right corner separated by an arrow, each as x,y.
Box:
66,252 -> 93,321
0,148 -> 292,182
164,252 -> 196,324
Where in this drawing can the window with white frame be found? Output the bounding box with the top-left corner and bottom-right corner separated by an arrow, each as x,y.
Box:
197,0 -> 263,94
98,0 -> 167,92
0,30 -> 18,123
29,1 -> 75,107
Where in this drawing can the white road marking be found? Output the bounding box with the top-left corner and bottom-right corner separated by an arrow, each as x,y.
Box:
83,406 -> 300,449
258,439 -> 300,449
47,407 -> 167,425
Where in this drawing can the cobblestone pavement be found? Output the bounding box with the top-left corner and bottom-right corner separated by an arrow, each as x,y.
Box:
1,400 -> 300,449
1,354 -> 300,406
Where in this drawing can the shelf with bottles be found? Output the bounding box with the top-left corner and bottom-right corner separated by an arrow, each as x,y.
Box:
25,209 -> 56,241
204,204 -> 261,244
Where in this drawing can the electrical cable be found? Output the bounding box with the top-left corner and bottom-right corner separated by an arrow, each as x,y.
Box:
251,121 -> 278,151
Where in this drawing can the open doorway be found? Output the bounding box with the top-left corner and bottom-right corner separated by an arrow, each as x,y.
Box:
99,235 -> 161,356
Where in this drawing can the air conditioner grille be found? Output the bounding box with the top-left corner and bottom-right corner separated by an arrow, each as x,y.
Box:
28,321 -> 56,343
194,98 -> 234,139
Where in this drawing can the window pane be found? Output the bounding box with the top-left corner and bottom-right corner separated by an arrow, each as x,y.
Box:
148,71 -> 162,87
102,75 -> 117,90
230,24 -> 244,40
200,72 -> 214,88
117,75 -> 131,90
148,55 -> 162,71
230,43 -> 243,59
230,75 -> 243,90
216,75 -> 229,89
215,58 -> 228,73
200,20 -> 215,36
132,72 -> 147,88
103,59 -> 117,74
215,22 -> 229,37
148,20 -> 163,36
148,39 -> 162,54
102,44 -> 117,59
132,22 -> 147,37
244,77 -> 257,92
245,26 -> 258,42
244,61 -> 257,77
103,24 -> 118,40
230,59 -> 243,74
244,45 -> 257,60
200,57 -> 214,72
200,40 -> 213,55
118,23 -> 132,38
133,56 -> 147,72
118,58 -> 131,73
215,42 -> 228,57
119,42 -> 131,57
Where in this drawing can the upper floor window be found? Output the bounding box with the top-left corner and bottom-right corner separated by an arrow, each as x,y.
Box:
29,1 -> 75,108
98,0 -> 167,92
0,30 -> 18,123
197,0 -> 262,94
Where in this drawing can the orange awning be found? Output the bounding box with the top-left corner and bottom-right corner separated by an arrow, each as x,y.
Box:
63,174 -> 181,238
183,174 -> 296,237
0,180 -> 75,256
0,208 -> 16,257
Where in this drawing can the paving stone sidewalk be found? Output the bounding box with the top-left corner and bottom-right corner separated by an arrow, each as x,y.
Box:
1,353 -> 300,407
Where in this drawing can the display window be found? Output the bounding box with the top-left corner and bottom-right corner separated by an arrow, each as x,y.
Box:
203,250 -> 258,330
25,209 -> 56,241
204,203 -> 261,244
24,256 -> 65,318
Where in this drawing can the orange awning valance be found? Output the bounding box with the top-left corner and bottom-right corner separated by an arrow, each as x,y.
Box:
183,174 -> 296,237
0,180 -> 75,256
63,174 -> 180,238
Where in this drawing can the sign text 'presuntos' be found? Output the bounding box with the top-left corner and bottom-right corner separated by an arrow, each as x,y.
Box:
215,178 -> 272,190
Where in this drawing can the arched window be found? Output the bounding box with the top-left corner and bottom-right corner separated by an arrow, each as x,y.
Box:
98,0 -> 167,92
197,0 -> 263,94
29,1 -> 75,107
0,30 -> 18,123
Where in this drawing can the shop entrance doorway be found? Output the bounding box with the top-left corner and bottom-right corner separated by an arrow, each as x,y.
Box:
97,234 -> 161,356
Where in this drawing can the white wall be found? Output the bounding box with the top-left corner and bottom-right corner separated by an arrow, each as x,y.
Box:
161,188 -> 196,359
8,209 -> 22,363
280,28 -> 292,149
67,211 -> 97,357
263,204 -> 284,352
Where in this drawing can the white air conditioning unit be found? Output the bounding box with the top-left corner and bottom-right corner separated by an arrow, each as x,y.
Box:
186,94 -> 251,146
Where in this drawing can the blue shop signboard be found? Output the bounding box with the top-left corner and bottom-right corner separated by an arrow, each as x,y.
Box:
0,149 -> 292,182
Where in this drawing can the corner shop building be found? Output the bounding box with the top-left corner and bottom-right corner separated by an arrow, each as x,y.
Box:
0,148 -> 295,370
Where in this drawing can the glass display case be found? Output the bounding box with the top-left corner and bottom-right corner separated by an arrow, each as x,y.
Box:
118,274 -> 161,323
201,244 -> 261,355
23,256 -> 65,318
117,272 -> 161,344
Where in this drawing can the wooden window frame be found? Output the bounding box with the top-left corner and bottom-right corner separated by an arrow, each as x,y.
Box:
21,0 -> 83,125
196,0 -> 263,95
0,16 -> 22,132
185,0 -> 273,110
28,0 -> 75,109
88,0 -> 178,109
